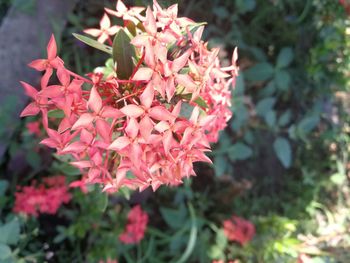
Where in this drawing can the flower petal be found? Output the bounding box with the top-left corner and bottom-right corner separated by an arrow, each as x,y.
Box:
100,13 -> 111,30
140,84 -> 154,108
88,87 -> 102,113
140,115 -> 153,140
72,113 -> 94,130
132,67 -> 153,81
20,102 -> 40,117
120,104 -> 144,118
108,136 -> 131,151
47,34 -> 57,60
149,106 -> 173,121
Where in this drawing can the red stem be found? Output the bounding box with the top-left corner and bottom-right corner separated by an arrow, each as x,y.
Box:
116,87 -> 146,103
107,36 -> 113,46
65,69 -> 93,84
129,50 -> 146,80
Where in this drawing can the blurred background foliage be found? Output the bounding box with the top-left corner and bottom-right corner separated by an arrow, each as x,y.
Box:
1,0 -> 350,262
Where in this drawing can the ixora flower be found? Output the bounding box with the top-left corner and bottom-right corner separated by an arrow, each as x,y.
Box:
20,0 -> 238,193
119,205 -> 148,244
13,176 -> 71,217
222,215 -> 255,246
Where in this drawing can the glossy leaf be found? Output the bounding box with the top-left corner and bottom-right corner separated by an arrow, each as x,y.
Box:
112,29 -> 136,79
73,33 -> 112,54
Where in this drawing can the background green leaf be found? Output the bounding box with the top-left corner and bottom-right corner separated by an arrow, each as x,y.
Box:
276,47 -> 294,68
273,137 -> 292,168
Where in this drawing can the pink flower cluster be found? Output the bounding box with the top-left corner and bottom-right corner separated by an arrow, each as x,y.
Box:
13,176 -> 71,217
222,215 -> 255,246
20,0 -> 238,192
119,205 -> 148,244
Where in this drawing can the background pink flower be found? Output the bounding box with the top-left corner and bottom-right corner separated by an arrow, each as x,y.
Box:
13,175 -> 71,217
223,215 -> 255,246
119,205 -> 148,244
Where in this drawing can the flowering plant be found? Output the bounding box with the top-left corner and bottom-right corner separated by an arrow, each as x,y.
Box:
20,0 -> 238,193
13,175 -> 71,217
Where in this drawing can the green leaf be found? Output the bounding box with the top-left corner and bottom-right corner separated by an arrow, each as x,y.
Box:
233,74 -> 245,96
25,151 -> 41,169
231,104 -> 249,131
215,229 -> 227,249
249,47 -> 268,61
256,97 -> 276,117
160,206 -> 187,229
273,137 -> 292,168
244,62 -> 274,82
170,234 -> 186,253
264,110 -> 276,127
12,0 -> 36,14
174,203 -> 197,263
57,163 -> 81,176
180,94 -> 208,108
208,245 -> 224,259
48,109 -> 65,118
214,155 -> 228,176
180,102 -> 195,119
0,180 -> 9,197
0,244 -> 12,260
276,47 -> 294,68
275,70 -> 291,91
118,187 -> 131,200
228,142 -> 253,161
236,0 -> 256,14
259,80 -> 276,97
213,6 -> 229,19
278,110 -> 292,127
298,115 -> 320,134
331,173 -> 346,185
99,193 -> 108,213
112,29 -> 136,80
73,33 -> 112,54
0,217 -> 20,245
